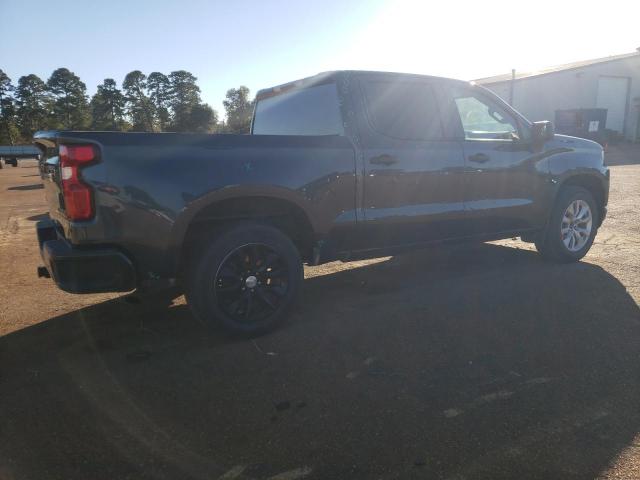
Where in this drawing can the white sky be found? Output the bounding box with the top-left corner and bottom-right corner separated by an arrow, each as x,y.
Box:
320,0 -> 640,81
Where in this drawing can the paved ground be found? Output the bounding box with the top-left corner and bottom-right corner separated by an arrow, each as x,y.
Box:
1,147 -> 639,480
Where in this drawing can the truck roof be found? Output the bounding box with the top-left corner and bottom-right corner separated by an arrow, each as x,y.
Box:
255,70 -> 470,100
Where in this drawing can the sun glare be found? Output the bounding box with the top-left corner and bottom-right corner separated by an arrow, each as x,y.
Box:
326,0 -> 640,81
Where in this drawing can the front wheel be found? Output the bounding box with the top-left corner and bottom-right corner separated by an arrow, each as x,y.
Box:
535,186 -> 599,262
185,222 -> 303,336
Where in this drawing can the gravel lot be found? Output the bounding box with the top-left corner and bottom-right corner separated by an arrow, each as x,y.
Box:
1,147 -> 639,480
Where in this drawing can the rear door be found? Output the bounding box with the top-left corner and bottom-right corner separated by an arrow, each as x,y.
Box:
446,85 -> 547,234
355,75 -> 466,249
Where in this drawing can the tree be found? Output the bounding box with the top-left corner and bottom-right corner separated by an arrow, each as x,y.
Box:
16,74 -> 50,138
0,69 -> 14,117
186,103 -> 218,133
0,69 -> 22,144
168,70 -> 202,132
147,72 -> 171,131
223,86 -> 254,134
90,78 -> 127,130
47,68 -> 90,129
122,70 -> 155,131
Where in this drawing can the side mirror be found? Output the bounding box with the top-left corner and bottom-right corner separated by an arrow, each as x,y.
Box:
532,120 -> 555,142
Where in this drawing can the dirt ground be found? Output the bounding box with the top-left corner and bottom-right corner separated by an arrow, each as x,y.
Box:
1,146 -> 639,480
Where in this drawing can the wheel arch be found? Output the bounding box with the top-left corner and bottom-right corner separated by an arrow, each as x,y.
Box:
557,173 -> 607,226
169,187 -> 319,276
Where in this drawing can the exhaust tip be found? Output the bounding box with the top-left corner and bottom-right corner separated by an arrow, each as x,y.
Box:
37,266 -> 50,278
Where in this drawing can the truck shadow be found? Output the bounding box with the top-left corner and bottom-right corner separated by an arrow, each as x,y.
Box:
7,183 -> 43,191
2,243 -> 639,480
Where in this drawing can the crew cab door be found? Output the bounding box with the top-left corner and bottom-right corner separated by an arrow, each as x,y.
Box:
445,85 -> 548,234
354,75 -> 466,249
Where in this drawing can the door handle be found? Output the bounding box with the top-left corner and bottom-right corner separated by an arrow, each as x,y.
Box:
468,153 -> 490,163
370,154 -> 398,166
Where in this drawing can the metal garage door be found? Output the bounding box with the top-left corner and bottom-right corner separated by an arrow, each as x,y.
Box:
596,76 -> 629,134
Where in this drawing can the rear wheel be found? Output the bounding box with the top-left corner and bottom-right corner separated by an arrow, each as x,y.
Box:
535,186 -> 599,262
185,222 -> 303,336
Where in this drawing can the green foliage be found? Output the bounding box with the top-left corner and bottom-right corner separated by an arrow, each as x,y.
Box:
47,68 -> 90,129
223,86 -> 254,133
91,78 -> 127,130
16,74 -> 50,138
168,70 -> 201,132
1,66 -> 236,138
185,103 -> 218,133
147,72 -> 171,131
0,69 -> 23,144
123,70 -> 155,132
0,69 -> 13,113
0,119 -> 21,145
166,70 -> 218,133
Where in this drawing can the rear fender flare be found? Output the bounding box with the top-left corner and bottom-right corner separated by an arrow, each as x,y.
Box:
167,185 -> 320,274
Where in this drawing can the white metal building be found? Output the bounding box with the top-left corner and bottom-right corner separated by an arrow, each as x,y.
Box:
475,50 -> 640,141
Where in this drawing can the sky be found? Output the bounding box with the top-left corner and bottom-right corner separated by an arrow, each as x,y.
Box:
1,0 -> 639,117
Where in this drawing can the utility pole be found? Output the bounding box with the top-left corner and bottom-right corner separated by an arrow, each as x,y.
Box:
509,69 -> 516,106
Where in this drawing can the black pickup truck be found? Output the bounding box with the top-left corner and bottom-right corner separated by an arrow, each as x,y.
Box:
35,71 -> 609,335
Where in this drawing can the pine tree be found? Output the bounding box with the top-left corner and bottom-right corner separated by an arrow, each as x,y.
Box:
168,70 -> 201,132
122,70 -> 155,131
0,69 -> 22,144
90,78 -> 127,130
16,74 -> 50,138
47,68 -> 90,129
147,72 -> 172,131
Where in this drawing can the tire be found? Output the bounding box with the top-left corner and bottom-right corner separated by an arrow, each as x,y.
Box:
535,186 -> 599,263
185,222 -> 303,336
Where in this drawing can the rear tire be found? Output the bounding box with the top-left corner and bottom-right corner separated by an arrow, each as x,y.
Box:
535,186 -> 599,263
185,222 -> 303,336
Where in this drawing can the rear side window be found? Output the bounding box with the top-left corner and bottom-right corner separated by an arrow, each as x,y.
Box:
361,80 -> 443,140
252,83 -> 344,135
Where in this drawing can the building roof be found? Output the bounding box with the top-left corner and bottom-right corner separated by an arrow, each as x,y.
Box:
474,50 -> 640,85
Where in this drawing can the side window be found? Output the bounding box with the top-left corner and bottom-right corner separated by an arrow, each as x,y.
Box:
252,83 -> 344,136
453,92 -> 519,140
361,80 -> 443,141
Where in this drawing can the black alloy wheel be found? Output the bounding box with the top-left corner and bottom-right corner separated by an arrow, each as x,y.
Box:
214,243 -> 290,324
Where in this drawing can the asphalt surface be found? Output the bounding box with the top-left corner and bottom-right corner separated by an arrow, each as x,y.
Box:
1,147 -> 640,480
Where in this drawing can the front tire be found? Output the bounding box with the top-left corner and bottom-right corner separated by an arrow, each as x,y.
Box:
185,222 -> 303,336
535,186 -> 599,262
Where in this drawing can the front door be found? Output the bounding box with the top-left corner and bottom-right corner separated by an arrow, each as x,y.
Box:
448,86 -> 548,235
355,76 -> 466,250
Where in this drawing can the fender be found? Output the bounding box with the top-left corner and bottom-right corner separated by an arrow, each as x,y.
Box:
544,136 -> 609,229
165,184 -> 322,274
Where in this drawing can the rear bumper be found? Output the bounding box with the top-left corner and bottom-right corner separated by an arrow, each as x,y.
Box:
36,219 -> 136,293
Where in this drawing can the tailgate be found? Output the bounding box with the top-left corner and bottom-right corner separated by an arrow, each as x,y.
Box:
33,131 -> 104,233
34,138 -> 65,222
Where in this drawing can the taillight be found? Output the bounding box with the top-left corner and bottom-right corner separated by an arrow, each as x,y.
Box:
59,144 -> 98,221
